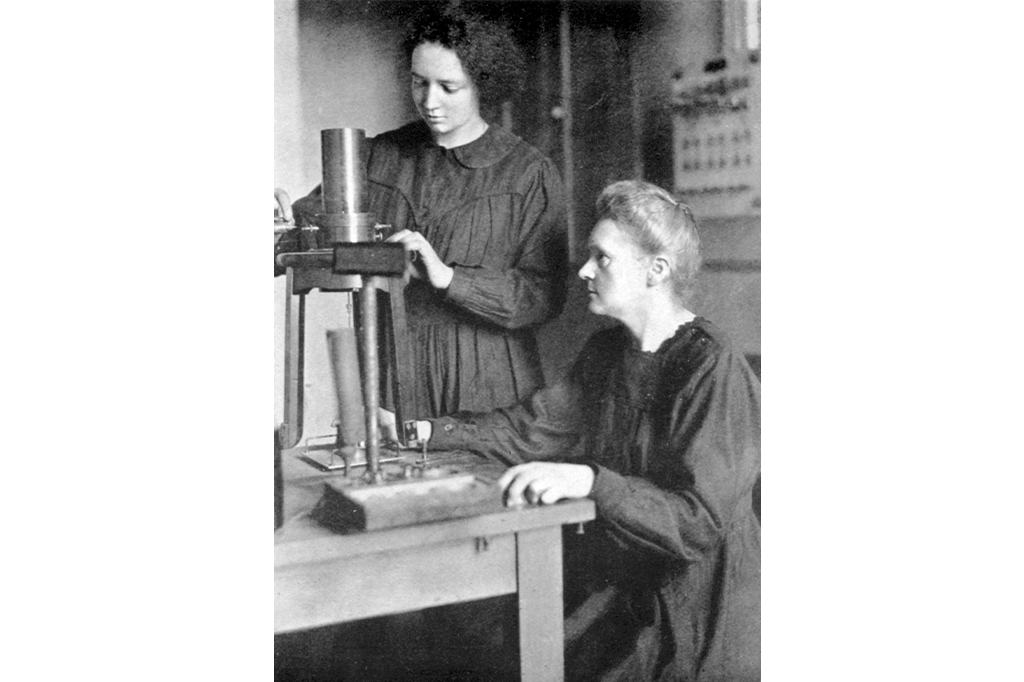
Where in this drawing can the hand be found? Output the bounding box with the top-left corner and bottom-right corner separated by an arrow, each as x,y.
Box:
386,229 -> 454,290
497,462 -> 595,507
377,408 -> 431,448
377,407 -> 399,443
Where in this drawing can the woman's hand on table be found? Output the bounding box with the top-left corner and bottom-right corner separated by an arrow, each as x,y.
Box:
497,462 -> 595,507
386,229 -> 454,290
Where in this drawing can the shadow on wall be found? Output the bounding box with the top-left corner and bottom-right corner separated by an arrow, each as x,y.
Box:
537,269 -> 761,386
536,276 -> 615,385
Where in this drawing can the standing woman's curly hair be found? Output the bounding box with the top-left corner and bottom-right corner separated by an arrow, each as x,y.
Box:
402,2 -> 526,109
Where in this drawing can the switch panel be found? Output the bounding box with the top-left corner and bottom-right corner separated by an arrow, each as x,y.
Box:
672,53 -> 760,217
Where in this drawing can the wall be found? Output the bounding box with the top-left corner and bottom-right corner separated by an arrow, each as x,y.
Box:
274,0 -> 417,437
537,0 -> 759,382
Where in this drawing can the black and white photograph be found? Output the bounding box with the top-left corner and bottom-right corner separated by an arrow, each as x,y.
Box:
273,1 -> 760,680
12,1 -> 1024,680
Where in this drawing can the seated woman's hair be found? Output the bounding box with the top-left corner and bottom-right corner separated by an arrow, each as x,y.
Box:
402,2 -> 526,108
596,180 -> 702,300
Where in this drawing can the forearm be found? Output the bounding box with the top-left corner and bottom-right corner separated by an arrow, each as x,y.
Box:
444,266 -> 564,329
427,381 -> 582,465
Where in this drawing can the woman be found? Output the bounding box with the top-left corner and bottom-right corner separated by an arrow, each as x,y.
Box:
289,3 -> 568,418
407,180 -> 761,681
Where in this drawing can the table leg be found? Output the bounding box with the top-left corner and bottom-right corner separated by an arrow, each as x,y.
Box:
516,526 -> 565,682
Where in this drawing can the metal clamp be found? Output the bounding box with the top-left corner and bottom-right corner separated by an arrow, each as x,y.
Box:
372,223 -> 395,241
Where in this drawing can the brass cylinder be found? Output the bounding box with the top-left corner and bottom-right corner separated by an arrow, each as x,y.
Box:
326,328 -> 366,450
321,128 -> 365,225
316,212 -> 373,243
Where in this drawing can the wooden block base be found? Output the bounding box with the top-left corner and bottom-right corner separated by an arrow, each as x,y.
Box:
312,469 -> 505,532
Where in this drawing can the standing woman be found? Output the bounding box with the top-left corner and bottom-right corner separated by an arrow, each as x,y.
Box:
290,2 -> 569,418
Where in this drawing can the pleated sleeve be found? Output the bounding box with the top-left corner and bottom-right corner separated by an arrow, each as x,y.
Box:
443,157 -> 568,329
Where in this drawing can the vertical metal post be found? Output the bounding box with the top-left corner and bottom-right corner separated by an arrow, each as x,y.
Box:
274,426 -> 284,529
358,278 -> 382,481
281,268 -> 305,449
382,276 -> 416,444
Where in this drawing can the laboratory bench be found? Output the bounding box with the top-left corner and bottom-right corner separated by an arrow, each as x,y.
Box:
275,444 -> 595,682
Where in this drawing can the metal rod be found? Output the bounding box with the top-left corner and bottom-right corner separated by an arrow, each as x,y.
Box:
274,427 -> 284,530
358,278 -> 382,481
281,269 -> 305,449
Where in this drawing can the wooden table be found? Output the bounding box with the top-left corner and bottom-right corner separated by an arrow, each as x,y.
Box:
275,447 -> 595,682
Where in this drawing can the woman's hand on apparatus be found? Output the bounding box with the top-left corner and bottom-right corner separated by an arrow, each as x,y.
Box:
386,229 -> 454,290
377,408 -> 432,449
497,462 -> 596,507
377,407 -> 400,444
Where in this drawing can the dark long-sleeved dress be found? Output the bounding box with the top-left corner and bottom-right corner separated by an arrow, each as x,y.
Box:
288,121 -> 569,418
429,318 -> 761,682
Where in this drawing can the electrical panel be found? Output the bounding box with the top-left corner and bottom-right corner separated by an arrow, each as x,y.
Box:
672,53 -> 760,218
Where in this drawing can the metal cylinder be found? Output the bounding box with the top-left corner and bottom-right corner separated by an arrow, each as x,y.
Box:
317,212 -> 373,243
321,128 -> 365,219
326,328 -> 366,450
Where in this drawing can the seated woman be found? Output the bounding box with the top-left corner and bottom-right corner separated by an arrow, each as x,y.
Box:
393,179 -> 760,681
